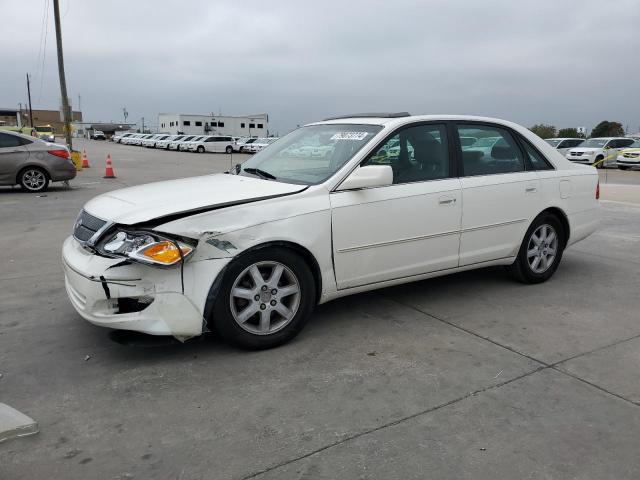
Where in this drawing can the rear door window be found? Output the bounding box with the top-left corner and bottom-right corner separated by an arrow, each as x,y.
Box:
0,133 -> 23,148
521,141 -> 554,170
456,124 -> 525,176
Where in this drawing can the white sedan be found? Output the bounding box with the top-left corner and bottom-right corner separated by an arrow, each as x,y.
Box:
62,114 -> 600,349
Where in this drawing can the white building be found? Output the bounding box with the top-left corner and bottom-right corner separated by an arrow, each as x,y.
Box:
158,113 -> 268,137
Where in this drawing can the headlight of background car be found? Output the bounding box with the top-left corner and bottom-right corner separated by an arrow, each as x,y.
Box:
100,230 -> 193,266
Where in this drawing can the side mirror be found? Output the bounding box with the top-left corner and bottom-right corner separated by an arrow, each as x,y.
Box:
336,165 -> 393,191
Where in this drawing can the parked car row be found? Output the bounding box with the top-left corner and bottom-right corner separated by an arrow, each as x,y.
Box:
545,137 -> 639,169
112,132 -> 280,155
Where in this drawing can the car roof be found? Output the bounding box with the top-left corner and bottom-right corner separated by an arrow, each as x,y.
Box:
309,114 -> 535,131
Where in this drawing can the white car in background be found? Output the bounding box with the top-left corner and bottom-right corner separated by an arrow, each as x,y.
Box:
62,114 -> 599,350
156,135 -> 184,149
545,138 -> 584,156
168,135 -> 196,151
181,136 -> 207,152
120,134 -> 141,145
247,137 -> 278,153
236,138 -> 258,153
190,135 -> 235,154
113,133 -> 134,143
129,134 -> 152,146
143,134 -> 171,148
92,130 -> 106,140
566,137 -> 635,168
616,139 -> 640,170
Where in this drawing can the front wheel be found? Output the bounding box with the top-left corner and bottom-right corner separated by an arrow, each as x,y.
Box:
507,213 -> 565,284
212,248 -> 316,349
197,146 -> 205,153
19,167 -> 49,193
618,166 -> 629,171
594,156 -> 604,168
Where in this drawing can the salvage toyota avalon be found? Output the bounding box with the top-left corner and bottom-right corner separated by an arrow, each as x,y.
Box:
62,114 -> 600,349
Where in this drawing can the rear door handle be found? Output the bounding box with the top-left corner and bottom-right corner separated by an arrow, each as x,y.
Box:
438,196 -> 457,205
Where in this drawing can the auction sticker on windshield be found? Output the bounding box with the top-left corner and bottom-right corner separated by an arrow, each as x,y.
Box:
330,132 -> 369,141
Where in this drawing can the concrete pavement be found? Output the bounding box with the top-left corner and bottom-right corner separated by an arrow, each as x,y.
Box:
1,139 -> 639,479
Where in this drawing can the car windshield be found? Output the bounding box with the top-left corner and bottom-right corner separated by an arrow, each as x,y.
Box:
235,124 -> 382,185
545,139 -> 562,147
581,139 -> 608,148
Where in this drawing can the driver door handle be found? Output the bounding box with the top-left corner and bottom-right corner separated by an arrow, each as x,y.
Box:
438,195 -> 457,205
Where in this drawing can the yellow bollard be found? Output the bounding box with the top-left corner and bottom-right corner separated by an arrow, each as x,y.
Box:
71,150 -> 83,171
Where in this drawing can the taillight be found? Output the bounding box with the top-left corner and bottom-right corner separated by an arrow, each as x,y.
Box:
596,180 -> 600,200
48,149 -> 70,159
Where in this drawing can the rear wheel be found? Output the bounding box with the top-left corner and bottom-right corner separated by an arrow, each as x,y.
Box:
225,145 -> 233,154
618,166 -> 629,171
19,167 -> 49,193
212,247 -> 316,349
508,213 -> 565,284
594,156 -> 604,168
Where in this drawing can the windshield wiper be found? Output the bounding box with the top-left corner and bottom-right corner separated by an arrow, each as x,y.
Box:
243,167 -> 277,180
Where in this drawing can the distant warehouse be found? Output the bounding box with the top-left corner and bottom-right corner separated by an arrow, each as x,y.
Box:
158,113 -> 268,137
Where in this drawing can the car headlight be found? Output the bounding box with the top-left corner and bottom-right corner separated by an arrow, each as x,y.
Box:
99,230 -> 194,266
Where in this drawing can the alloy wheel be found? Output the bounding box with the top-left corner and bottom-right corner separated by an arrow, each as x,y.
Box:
526,224 -> 558,274
22,169 -> 47,191
229,261 -> 301,335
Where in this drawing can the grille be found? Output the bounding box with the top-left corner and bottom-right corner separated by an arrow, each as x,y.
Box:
572,152 -> 583,156
623,152 -> 639,158
73,210 -> 107,243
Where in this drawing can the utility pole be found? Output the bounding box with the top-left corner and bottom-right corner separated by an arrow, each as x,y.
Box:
141,117 -> 145,133
26,74 -> 34,128
53,0 -> 72,150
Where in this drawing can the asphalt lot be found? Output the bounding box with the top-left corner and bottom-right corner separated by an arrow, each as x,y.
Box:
1,138 -> 640,479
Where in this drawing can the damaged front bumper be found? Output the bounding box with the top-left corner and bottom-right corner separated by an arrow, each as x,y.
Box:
62,236 -> 226,338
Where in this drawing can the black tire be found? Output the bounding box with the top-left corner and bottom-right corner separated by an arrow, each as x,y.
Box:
212,247 -> 316,350
239,146 -> 244,153
594,156 -> 604,168
618,166 -> 629,170
507,213 -> 565,284
197,146 -> 205,153
18,167 -> 49,193
225,145 -> 233,154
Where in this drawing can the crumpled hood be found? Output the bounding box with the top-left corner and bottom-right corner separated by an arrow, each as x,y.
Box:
83,173 -> 306,225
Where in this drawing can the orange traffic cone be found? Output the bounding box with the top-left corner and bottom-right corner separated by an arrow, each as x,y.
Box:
81,149 -> 90,168
103,154 -> 116,178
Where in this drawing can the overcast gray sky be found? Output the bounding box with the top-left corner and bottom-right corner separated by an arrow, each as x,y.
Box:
2,0 -> 640,134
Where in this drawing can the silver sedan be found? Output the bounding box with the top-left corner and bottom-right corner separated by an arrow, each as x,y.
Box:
0,130 -> 76,192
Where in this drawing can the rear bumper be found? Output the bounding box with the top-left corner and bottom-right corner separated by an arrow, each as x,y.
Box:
49,157 -> 77,181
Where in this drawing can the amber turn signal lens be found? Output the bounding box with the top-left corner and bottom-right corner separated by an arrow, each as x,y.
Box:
140,241 -> 192,265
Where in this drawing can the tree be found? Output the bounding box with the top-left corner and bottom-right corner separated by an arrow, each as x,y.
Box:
530,124 -> 557,139
557,127 -> 584,138
590,121 -> 624,138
